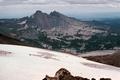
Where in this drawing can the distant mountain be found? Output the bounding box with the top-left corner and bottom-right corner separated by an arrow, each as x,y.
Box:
0,10 -> 105,39
0,10 -> 120,53
97,18 -> 120,33
28,10 -> 80,29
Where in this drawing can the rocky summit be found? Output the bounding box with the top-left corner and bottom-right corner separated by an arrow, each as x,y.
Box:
43,68 -> 111,80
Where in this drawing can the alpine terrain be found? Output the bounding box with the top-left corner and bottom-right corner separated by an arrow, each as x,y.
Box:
0,10 -> 116,53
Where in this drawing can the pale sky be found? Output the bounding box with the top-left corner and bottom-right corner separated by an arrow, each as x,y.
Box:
0,0 -> 120,5
0,0 -> 120,19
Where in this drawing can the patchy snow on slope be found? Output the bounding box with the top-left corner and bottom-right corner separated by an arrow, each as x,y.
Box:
18,20 -> 27,25
79,50 -> 115,57
0,44 -> 120,80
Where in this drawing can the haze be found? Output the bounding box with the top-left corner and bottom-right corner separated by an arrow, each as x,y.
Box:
0,0 -> 120,20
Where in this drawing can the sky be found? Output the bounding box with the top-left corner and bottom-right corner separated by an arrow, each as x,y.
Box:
0,0 -> 120,19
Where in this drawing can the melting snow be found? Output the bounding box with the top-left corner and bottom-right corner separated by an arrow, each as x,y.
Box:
0,44 -> 120,80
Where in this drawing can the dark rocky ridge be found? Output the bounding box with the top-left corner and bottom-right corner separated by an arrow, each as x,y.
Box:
43,68 -> 111,80
0,33 -> 24,45
26,10 -> 81,29
0,33 -> 40,47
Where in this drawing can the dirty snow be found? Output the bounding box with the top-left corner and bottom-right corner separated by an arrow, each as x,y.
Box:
0,44 -> 120,80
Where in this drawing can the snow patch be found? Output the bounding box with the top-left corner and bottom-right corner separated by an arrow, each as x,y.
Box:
0,44 -> 120,80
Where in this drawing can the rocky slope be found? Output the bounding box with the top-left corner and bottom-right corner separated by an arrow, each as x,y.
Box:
0,10 -> 107,53
0,33 -> 24,45
43,68 -> 111,80
0,33 -> 42,47
11,10 -> 105,40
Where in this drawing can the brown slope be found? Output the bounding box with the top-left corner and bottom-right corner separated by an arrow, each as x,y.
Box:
0,33 -> 31,46
84,51 -> 120,68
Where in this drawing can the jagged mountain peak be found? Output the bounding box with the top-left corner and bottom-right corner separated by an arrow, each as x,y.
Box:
32,10 -> 48,18
26,10 -> 73,29
33,10 -> 64,17
34,10 -> 42,15
50,10 -> 63,16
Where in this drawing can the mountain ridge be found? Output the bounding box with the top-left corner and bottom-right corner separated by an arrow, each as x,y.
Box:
1,10 -> 120,53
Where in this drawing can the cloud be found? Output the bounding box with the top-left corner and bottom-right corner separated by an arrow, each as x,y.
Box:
62,0 -> 120,5
0,1 -> 120,19
62,0 -> 107,4
0,0 -> 120,8
23,0 -> 68,4
0,0 -> 66,5
0,0 -> 27,5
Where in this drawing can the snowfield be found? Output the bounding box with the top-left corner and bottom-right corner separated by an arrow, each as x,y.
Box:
0,44 -> 120,80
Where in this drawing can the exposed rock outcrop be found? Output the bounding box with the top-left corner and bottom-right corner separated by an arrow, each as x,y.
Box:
42,68 -> 111,80
100,78 -> 111,80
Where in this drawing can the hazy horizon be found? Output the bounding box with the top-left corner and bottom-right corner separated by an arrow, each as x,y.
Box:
0,0 -> 120,20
